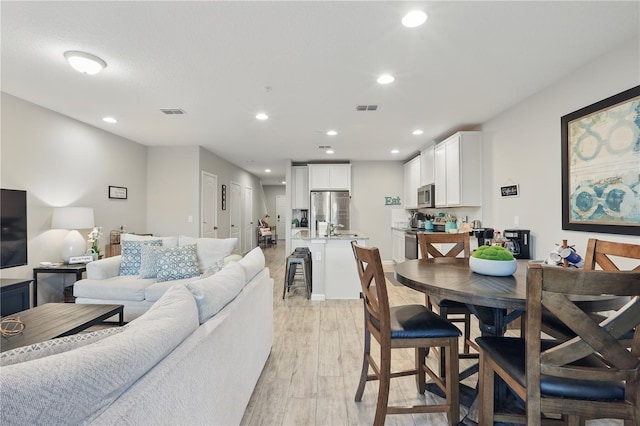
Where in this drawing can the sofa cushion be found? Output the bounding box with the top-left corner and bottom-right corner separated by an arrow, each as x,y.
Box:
119,239 -> 162,276
156,244 -> 200,283
144,276 -> 197,302
74,276 -> 156,301
121,233 -> 178,247
179,236 -> 238,273
239,247 -> 265,281
0,285 -> 199,425
0,326 -> 125,367
187,261 -> 247,324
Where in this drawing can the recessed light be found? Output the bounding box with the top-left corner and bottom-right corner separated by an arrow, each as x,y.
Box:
255,113 -> 269,120
412,129 -> 423,135
402,10 -> 427,28
63,50 -> 107,75
391,149 -> 400,154
265,169 -> 271,173
326,130 -> 338,136
103,117 -> 117,124
326,149 -> 335,154
281,181 -> 286,185
377,74 -> 395,85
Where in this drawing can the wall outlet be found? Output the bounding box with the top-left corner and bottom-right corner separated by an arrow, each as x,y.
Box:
187,215 -> 193,223
514,215 -> 519,228
316,251 -> 321,261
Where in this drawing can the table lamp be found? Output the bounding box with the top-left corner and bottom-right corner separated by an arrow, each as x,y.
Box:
51,207 -> 95,263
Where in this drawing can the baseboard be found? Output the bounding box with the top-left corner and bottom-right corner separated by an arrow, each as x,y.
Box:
310,294 -> 326,301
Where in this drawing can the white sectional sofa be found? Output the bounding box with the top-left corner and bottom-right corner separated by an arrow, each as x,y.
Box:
1,246 -> 274,425
74,234 -> 240,321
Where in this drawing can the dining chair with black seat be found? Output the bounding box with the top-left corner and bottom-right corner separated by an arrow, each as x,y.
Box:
477,262 -> 640,426
542,238 -> 640,340
351,241 -> 462,426
418,232 -> 477,373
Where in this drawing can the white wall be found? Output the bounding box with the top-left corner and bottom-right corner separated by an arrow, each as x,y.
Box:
351,160 -> 404,259
1,93 -> 148,302
481,38 -> 640,259
147,146 -> 200,237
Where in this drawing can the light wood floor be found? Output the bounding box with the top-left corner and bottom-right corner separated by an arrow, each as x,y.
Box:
240,243 -> 622,426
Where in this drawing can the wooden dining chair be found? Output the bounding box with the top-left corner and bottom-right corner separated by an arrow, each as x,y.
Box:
351,241 -> 461,426
477,262 -> 640,425
418,233 -> 476,372
542,238 -> 640,340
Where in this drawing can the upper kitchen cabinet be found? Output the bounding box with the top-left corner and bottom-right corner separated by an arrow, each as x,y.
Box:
420,144 -> 435,185
291,166 -> 309,209
308,164 -> 351,190
434,131 -> 482,207
403,156 -> 420,208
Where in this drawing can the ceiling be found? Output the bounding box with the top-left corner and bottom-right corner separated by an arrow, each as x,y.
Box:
2,2 -> 638,185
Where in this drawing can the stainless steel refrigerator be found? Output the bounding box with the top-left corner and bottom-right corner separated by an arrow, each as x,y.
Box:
310,191 -> 350,235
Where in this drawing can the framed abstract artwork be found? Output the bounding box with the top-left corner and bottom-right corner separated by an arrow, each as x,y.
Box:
561,85 -> 640,235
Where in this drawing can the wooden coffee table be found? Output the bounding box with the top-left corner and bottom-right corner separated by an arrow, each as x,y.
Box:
1,303 -> 124,352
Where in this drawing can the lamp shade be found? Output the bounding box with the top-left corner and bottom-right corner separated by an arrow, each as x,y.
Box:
51,207 -> 94,230
52,207 -> 95,262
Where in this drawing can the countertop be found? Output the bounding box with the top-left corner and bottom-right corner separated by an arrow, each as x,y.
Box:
293,230 -> 369,240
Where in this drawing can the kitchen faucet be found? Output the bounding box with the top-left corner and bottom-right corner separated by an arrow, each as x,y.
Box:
327,223 -> 344,236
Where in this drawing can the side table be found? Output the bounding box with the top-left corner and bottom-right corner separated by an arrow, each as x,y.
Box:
32,264 -> 87,307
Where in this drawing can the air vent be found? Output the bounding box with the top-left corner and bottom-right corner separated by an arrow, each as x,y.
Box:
160,108 -> 186,115
356,104 -> 378,111
318,145 -> 332,149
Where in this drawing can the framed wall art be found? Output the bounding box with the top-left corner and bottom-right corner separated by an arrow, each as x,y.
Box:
221,184 -> 226,210
561,85 -> 640,235
108,185 -> 128,200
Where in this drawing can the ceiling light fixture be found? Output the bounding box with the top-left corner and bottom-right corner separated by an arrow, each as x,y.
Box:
103,117 -> 117,124
326,130 -> 338,136
256,113 -> 269,120
391,149 -> 400,154
402,10 -> 428,28
265,169 -> 272,173
377,74 -> 395,84
281,181 -> 286,185
326,149 -> 335,154
412,129 -> 424,135
63,50 -> 107,75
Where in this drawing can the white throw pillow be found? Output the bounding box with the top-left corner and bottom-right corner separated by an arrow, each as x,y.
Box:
239,246 -> 265,281
179,236 -> 237,273
121,233 -> 178,247
187,261 -> 246,324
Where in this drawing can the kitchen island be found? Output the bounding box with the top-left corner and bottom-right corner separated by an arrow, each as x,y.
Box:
294,230 -> 369,300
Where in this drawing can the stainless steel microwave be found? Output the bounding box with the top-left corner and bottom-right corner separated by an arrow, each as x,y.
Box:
417,184 -> 435,208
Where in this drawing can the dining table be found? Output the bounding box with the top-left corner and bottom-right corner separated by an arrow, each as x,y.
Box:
394,257 -> 628,425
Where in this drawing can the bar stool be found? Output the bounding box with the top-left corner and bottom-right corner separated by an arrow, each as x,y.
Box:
283,251 -> 311,299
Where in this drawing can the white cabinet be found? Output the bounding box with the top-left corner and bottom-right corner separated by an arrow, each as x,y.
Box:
291,166 -> 309,209
434,131 -> 482,207
420,145 -> 435,185
392,229 -> 405,263
403,156 -> 420,208
308,164 -> 351,190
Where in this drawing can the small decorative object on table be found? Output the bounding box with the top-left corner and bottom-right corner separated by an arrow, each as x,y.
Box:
469,245 -> 517,276
0,316 -> 25,337
87,226 -> 103,261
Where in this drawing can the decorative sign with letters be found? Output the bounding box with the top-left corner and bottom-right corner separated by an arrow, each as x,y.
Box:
385,196 -> 401,206
500,184 -> 519,198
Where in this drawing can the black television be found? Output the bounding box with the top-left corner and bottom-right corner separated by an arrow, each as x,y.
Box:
1,189 -> 28,269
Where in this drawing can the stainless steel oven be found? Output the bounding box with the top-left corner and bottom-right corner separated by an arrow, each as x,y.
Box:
405,231 -> 418,260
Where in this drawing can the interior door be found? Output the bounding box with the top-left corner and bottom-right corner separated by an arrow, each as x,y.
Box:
276,195 -> 286,240
243,185 -> 253,253
229,181 -> 241,254
201,172 -> 218,238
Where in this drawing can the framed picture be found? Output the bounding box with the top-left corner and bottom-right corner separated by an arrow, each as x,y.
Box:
561,85 -> 640,235
221,184 -> 226,210
108,186 -> 128,200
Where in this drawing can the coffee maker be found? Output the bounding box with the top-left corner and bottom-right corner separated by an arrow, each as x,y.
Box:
474,228 -> 494,246
503,229 -> 531,259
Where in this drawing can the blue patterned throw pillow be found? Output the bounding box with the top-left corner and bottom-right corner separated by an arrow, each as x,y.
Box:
139,245 -> 161,278
156,244 -> 200,283
119,239 -> 162,276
